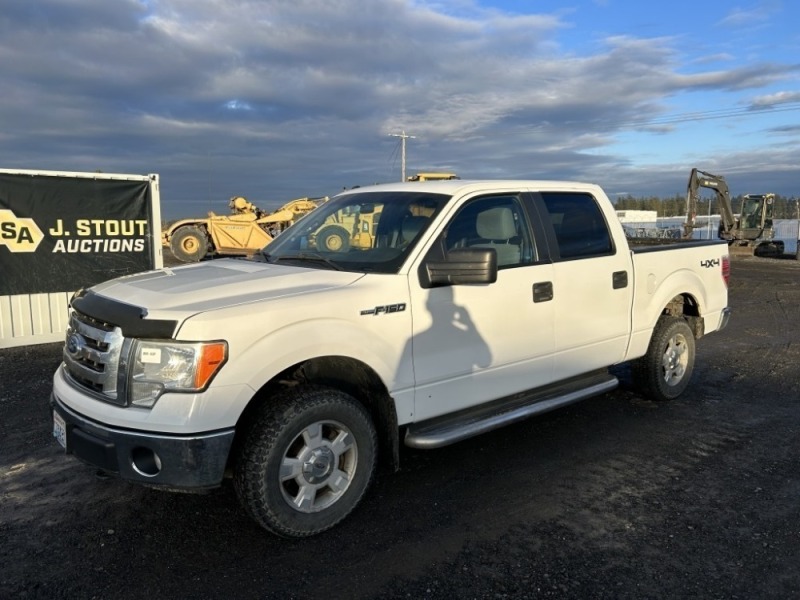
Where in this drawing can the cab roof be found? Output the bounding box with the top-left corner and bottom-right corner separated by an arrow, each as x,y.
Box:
339,179 -> 603,196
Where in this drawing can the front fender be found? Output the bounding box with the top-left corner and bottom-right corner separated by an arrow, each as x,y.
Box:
175,273 -> 415,422
242,317 -> 412,393
236,317 -> 414,425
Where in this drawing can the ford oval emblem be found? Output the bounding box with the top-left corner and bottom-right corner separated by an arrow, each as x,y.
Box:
66,333 -> 85,356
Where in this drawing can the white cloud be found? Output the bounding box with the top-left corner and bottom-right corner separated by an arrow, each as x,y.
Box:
749,91 -> 800,108
717,6 -> 772,28
0,0 -> 798,217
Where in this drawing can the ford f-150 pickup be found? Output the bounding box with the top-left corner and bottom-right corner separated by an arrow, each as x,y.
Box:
51,180 -> 731,537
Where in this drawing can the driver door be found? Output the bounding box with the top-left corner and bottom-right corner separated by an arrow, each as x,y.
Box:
408,192 -> 556,421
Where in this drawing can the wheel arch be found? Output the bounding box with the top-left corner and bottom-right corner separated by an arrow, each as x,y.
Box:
230,355 -> 400,474
661,292 -> 703,338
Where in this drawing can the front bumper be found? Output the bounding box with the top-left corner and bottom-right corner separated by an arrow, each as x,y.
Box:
51,394 -> 235,490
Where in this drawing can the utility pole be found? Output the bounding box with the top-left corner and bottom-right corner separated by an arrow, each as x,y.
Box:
390,130 -> 415,181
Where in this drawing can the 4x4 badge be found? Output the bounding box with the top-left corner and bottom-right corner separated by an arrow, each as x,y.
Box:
700,258 -> 720,268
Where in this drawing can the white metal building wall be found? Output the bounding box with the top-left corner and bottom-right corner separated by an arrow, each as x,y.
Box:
0,292 -> 71,348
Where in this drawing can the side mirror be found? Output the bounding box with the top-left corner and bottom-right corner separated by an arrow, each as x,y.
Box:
421,248 -> 498,288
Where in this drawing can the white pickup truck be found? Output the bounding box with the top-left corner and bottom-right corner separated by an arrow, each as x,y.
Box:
51,180 -> 730,537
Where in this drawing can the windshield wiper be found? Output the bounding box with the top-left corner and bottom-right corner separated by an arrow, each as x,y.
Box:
271,252 -> 344,271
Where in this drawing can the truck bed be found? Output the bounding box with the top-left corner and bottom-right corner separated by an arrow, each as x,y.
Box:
627,237 -> 727,252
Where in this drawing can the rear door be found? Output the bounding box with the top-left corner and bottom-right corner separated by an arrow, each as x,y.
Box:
533,191 -> 633,381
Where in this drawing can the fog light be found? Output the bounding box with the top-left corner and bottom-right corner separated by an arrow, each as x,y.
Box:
131,446 -> 162,477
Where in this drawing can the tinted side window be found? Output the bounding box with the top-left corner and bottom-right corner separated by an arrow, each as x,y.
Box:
540,192 -> 613,260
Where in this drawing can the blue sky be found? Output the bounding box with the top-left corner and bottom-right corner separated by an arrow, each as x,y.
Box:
1,0 -> 798,219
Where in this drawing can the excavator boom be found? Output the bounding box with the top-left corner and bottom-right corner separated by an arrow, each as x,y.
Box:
684,168 -> 737,239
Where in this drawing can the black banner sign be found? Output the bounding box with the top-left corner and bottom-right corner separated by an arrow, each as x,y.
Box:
0,173 -> 156,295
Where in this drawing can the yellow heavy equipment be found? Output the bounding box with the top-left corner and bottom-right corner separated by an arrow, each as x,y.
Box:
163,196 -> 323,262
406,172 -> 459,181
312,173 -> 458,251
314,206 -> 379,252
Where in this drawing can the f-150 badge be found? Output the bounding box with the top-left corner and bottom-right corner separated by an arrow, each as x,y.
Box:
360,303 -> 407,316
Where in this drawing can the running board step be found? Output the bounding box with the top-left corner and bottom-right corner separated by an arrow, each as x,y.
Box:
404,371 -> 619,449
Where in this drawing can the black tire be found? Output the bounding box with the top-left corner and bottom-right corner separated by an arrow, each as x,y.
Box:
234,385 -> 377,538
316,225 -> 351,253
633,316 -> 695,401
754,241 -> 784,257
170,226 -> 209,262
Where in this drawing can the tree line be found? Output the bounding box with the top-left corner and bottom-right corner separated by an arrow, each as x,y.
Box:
615,194 -> 800,219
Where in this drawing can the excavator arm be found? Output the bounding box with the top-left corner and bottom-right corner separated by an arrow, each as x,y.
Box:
684,168 -> 737,240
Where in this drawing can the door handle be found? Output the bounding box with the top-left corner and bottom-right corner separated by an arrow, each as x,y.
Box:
533,281 -> 553,303
613,271 -> 628,289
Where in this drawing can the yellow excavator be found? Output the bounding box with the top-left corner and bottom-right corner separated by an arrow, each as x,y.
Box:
684,168 -> 784,257
163,196 -> 323,262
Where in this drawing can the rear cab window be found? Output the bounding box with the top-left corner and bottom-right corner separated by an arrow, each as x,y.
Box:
537,192 -> 615,260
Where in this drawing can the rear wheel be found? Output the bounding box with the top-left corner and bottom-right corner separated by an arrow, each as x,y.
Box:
634,317 -> 695,401
234,385 -> 377,538
170,226 -> 209,262
316,225 -> 351,253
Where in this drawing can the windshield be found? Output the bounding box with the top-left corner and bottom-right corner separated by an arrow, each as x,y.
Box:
741,197 -> 763,217
740,196 -> 769,229
261,190 -> 449,273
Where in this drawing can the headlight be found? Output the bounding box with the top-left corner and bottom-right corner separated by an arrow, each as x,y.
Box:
130,340 -> 227,408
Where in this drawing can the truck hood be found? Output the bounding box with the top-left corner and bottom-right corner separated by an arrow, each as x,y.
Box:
89,259 -> 364,317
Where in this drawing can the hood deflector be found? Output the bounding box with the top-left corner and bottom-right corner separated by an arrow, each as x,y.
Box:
71,289 -> 178,339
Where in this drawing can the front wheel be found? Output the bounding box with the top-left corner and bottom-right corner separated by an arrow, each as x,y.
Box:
170,226 -> 209,262
633,317 -> 696,401
234,385 -> 378,538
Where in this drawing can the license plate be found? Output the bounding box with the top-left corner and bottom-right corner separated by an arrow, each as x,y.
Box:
53,411 -> 67,450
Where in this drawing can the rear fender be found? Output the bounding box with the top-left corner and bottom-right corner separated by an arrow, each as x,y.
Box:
628,268 -> 707,359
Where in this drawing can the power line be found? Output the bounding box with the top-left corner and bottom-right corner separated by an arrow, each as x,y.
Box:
441,101 -> 800,139
620,102 -> 800,128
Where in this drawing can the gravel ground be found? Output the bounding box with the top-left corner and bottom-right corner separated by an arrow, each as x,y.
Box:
1,256 -> 799,599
